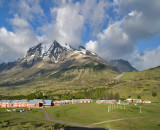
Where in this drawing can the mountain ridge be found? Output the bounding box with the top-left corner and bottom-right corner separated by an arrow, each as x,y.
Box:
0,41 -> 106,72
0,41 -> 137,73
0,41 -> 119,93
109,59 -> 137,72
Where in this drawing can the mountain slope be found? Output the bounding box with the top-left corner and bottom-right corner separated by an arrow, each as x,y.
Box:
109,59 -> 137,72
109,66 -> 160,102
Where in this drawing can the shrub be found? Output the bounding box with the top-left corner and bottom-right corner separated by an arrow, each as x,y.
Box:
137,95 -> 141,99
0,121 -> 10,127
152,92 -> 157,97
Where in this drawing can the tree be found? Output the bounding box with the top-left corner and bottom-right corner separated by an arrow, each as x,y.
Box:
152,92 -> 157,97
137,95 -> 141,99
107,92 -> 113,100
114,92 -> 120,100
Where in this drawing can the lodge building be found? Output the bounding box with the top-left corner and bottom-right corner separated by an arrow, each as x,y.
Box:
0,98 -> 151,108
96,100 -> 117,104
0,99 -> 52,108
0,99 -> 93,108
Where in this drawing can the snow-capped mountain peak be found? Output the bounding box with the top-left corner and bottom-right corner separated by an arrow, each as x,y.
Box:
21,40 -> 99,66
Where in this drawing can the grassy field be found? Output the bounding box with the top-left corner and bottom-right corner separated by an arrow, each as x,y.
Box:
0,103 -> 160,129
44,103 -> 160,130
26,109 -> 45,118
0,108 -> 59,130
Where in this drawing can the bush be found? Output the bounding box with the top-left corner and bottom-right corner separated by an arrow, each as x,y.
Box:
137,95 -> 141,99
0,121 -> 10,127
114,93 -> 120,100
152,92 -> 157,97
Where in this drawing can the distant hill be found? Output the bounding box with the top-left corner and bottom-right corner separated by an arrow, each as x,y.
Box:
109,59 -> 138,72
115,66 -> 160,102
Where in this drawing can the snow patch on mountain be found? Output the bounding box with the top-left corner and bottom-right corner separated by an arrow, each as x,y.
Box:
62,43 -> 73,51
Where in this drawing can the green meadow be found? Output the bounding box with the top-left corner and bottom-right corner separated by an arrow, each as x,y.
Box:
25,109 -> 45,118
0,108 -> 57,130
0,103 -> 160,129
45,103 -> 160,130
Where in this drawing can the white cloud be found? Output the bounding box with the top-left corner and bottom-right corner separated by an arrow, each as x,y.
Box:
40,0 -> 109,48
0,27 -> 38,61
49,2 -> 84,48
85,40 -> 98,52
0,0 -> 44,62
128,11 -> 136,16
14,0 -> 44,21
86,20 -> 136,61
131,45 -> 160,70
10,14 -> 30,28
80,0 -> 109,36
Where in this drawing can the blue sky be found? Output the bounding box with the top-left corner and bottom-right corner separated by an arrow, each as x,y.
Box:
0,0 -> 160,70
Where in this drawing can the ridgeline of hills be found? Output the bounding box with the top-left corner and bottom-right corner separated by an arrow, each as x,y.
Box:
0,41 -> 159,102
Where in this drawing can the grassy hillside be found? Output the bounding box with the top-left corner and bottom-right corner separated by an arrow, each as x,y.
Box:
122,66 -> 160,81
0,60 -> 160,102
110,66 -> 160,102
0,61 -> 118,96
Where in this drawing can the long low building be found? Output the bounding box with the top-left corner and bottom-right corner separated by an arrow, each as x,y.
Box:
126,99 -> 151,103
79,99 -> 93,103
28,99 -> 52,108
0,99 -> 93,108
53,100 -> 73,106
0,99 -> 52,108
142,101 -> 151,103
53,99 -> 93,106
96,100 -> 117,104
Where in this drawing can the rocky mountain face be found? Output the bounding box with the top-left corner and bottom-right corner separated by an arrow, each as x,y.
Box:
0,41 -> 138,74
109,59 -> 138,72
0,40 -> 117,73
20,41 -> 69,67
0,62 -> 17,72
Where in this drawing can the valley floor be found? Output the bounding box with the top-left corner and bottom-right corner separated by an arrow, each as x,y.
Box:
1,102 -> 160,130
